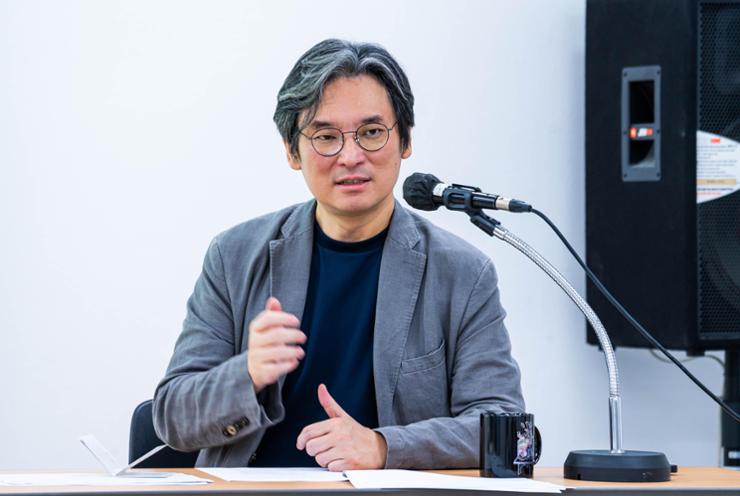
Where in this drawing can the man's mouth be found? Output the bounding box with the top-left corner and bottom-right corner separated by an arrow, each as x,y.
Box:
336,178 -> 370,185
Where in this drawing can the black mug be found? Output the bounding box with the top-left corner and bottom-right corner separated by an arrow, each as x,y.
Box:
480,412 -> 542,478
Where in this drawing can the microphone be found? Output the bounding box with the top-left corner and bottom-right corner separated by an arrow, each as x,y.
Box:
402,172 -> 532,213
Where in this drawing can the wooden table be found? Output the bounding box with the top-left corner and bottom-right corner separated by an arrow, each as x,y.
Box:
1,467 -> 738,495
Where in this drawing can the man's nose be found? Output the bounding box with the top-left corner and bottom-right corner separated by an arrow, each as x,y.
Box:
337,134 -> 365,166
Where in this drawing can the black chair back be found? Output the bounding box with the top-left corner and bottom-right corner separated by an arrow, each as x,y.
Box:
129,399 -> 199,468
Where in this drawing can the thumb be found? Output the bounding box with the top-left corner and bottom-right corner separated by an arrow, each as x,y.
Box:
265,296 -> 282,312
318,384 -> 347,418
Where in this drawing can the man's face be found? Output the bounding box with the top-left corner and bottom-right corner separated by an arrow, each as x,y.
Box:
286,74 -> 412,220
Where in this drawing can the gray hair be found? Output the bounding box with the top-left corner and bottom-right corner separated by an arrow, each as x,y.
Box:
274,39 -> 415,158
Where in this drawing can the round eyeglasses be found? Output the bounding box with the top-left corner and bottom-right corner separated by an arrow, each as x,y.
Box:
300,121 -> 398,157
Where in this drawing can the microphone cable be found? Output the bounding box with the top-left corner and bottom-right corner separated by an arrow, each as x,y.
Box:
529,207 -> 740,423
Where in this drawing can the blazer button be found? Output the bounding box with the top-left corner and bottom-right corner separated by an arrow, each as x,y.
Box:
223,424 -> 238,437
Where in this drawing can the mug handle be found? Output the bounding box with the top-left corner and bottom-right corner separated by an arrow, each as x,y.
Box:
534,427 -> 542,464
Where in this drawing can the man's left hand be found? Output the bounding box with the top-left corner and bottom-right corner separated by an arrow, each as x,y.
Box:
296,384 -> 387,471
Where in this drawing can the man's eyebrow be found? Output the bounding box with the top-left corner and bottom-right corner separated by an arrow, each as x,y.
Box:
360,115 -> 385,125
310,120 -> 334,129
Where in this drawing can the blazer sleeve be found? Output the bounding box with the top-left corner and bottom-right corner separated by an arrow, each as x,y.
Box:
152,238 -> 284,452
375,260 -> 525,469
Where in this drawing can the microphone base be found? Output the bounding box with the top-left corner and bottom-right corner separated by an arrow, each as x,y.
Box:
564,449 -> 671,482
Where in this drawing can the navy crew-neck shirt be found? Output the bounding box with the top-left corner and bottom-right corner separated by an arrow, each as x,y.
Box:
252,222 -> 386,467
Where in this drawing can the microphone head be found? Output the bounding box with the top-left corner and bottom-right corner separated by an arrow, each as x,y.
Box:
403,172 -> 442,211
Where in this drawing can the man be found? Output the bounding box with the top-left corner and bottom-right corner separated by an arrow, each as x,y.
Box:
153,39 -> 524,470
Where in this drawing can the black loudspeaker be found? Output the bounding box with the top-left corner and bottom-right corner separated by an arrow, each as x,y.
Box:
586,0 -> 740,352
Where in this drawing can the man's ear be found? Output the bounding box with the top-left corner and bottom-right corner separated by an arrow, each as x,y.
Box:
284,140 -> 302,170
401,134 -> 413,159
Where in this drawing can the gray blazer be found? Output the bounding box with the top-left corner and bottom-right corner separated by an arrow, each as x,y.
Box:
153,200 -> 524,469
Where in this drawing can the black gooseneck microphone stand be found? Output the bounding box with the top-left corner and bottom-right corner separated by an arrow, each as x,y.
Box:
454,191 -> 672,482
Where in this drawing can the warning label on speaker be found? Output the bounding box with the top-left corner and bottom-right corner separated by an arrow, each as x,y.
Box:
697,130 -> 740,204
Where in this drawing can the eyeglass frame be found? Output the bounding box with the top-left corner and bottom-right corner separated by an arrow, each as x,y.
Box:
299,121 -> 399,157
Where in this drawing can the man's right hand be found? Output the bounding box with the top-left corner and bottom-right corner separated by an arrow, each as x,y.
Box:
247,297 -> 306,393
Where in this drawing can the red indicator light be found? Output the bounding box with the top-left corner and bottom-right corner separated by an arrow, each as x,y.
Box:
630,128 -> 637,139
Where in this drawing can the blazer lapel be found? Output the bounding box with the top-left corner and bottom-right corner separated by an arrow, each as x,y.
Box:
373,204 -> 426,426
269,201 -> 314,407
268,201 -> 315,323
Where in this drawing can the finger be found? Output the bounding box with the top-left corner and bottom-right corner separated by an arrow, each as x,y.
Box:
296,418 -> 336,450
318,383 -> 347,418
263,359 -> 300,378
305,433 -> 334,457
327,459 -> 350,472
248,358 -> 298,390
255,345 -> 305,363
265,296 -> 282,312
253,328 -> 307,347
315,448 -> 343,469
251,312 -> 301,333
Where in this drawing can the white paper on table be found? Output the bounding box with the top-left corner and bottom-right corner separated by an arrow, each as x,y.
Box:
0,472 -> 210,486
200,467 -> 348,482
79,434 -> 169,477
345,470 -> 565,493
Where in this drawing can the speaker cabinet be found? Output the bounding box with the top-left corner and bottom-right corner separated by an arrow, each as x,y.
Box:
586,0 -> 740,351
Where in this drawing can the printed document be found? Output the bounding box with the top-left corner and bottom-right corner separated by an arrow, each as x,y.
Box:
0,473 -> 209,486
345,469 -> 565,493
200,467 -> 348,482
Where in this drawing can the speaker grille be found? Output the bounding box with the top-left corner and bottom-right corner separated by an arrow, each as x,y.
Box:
698,1 -> 740,339
699,2 -> 740,136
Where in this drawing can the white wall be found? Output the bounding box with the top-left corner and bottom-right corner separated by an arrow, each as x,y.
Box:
0,0 -> 726,470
